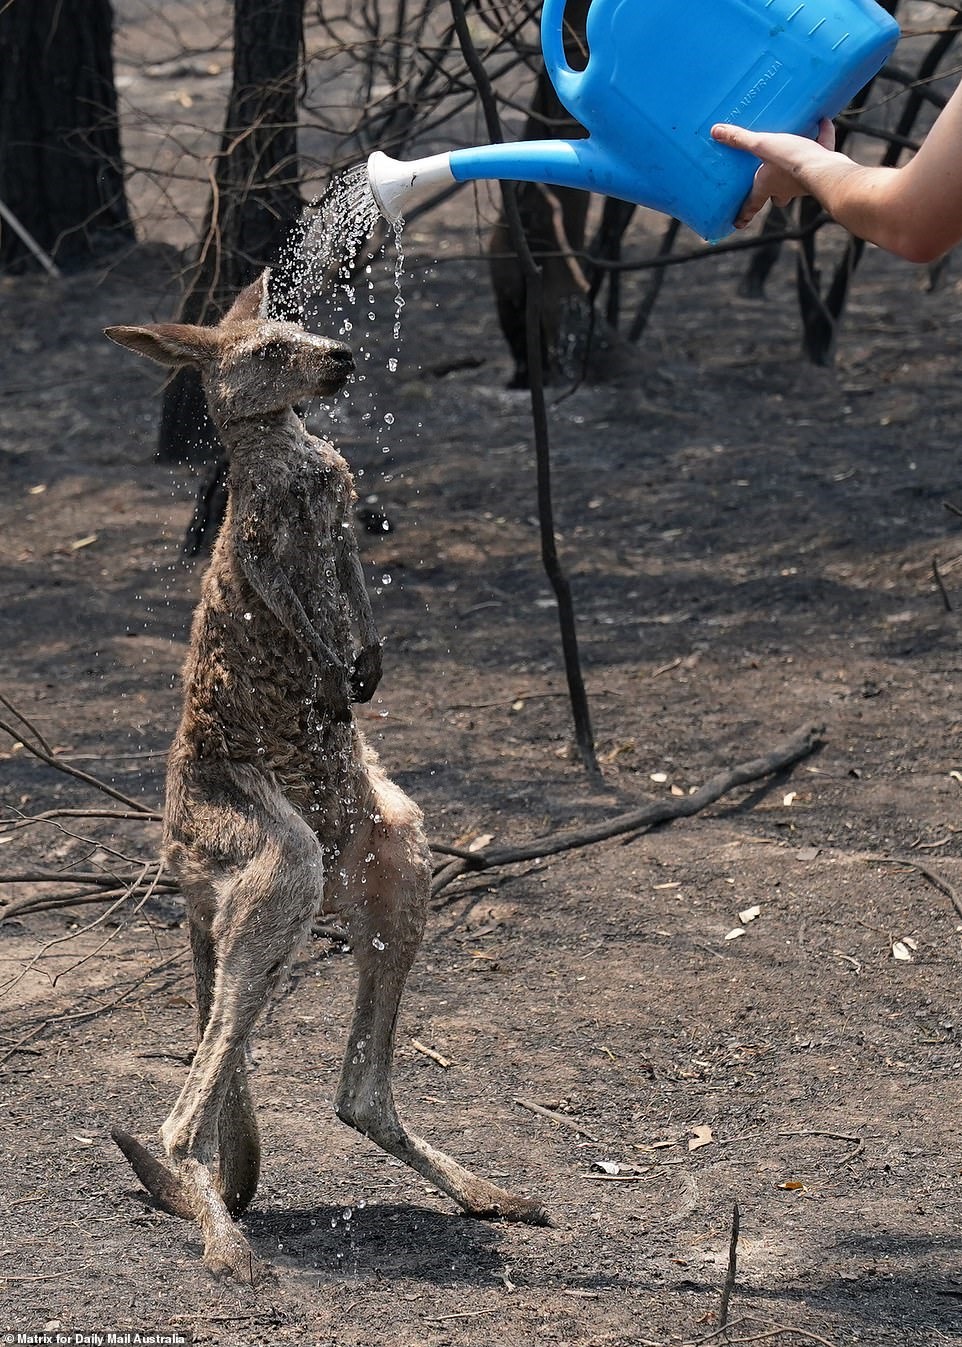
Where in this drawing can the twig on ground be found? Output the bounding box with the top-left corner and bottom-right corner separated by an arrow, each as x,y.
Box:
582,1172 -> 649,1182
682,1318 -> 749,1347
2,887 -> 151,919
721,1330 -> 839,1347
718,1201 -> 740,1331
651,657 -> 684,679
0,1039 -> 41,1056
932,555 -> 953,611
777,1129 -> 865,1168
411,1038 -> 452,1069
864,853 -> 962,921
431,723 -> 823,897
0,692 -> 54,755
680,1319 -> 841,1347
1,869 -> 177,921
423,1310 -> 501,1323
0,711 -> 158,815
514,1095 -> 600,1141
0,861 -> 167,998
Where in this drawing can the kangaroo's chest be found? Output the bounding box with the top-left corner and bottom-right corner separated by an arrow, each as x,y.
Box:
180,443 -> 358,762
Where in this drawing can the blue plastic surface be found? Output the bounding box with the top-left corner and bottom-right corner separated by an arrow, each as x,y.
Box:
450,0 -> 900,241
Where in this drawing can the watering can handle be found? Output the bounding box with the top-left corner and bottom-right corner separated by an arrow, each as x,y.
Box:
540,0 -> 585,107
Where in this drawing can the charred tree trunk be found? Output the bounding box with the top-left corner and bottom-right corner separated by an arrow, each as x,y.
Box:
158,0 -> 306,484
488,0 -> 591,388
0,0 -> 132,272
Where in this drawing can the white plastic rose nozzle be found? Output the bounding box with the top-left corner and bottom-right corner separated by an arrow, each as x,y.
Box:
366,150 -> 457,222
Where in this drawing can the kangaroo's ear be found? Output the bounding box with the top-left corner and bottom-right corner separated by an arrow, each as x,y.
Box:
222,269 -> 271,325
104,323 -> 220,368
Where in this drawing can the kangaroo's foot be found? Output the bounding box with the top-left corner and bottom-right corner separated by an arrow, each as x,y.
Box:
180,1157 -> 276,1286
336,1084 -> 552,1227
111,1128 -> 193,1219
113,1128 -> 275,1283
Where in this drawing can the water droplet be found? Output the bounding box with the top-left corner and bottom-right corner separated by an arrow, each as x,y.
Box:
372,934 -> 386,951
381,574 -> 392,585
383,413 -> 394,425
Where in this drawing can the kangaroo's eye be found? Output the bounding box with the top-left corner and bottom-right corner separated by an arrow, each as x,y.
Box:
256,340 -> 288,362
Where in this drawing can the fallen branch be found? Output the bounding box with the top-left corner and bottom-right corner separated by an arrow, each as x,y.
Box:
1,868 -> 177,922
0,861 -> 166,997
431,722 -> 823,896
514,1095 -> 600,1141
1,887 -> 156,920
0,713 -> 159,816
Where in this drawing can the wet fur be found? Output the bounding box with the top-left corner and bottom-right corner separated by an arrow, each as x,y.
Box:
105,273 -> 548,1283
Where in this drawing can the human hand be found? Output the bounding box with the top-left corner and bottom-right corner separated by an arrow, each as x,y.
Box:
711,118 -> 836,228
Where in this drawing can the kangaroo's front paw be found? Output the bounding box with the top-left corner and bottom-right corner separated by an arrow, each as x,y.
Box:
350,642 -> 382,703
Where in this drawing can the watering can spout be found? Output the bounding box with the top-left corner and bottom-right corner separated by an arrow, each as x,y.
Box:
367,150 -> 457,222
367,139 -> 637,225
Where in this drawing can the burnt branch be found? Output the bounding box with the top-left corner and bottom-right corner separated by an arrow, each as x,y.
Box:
448,0 -> 599,779
430,722 -> 824,898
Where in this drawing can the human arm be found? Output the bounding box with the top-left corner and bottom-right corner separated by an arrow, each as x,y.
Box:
710,79 -> 962,263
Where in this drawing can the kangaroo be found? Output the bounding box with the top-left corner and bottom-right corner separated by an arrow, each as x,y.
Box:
105,272 -> 547,1282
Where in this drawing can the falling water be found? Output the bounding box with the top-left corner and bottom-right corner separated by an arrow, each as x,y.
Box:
276,163 -> 406,336
275,160 -> 409,597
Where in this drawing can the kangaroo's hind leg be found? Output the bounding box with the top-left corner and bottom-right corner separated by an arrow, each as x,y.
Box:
330,774 -> 549,1225
158,794 -> 324,1280
112,883 -> 262,1223
187,886 -> 262,1216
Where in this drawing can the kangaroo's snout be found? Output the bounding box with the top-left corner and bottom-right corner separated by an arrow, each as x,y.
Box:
324,342 -> 354,374
312,340 -> 354,396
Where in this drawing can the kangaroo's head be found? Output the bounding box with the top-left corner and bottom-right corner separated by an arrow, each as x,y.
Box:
105,271 -> 354,429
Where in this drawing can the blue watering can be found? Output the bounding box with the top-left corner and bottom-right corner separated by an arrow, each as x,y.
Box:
367,0 -> 899,242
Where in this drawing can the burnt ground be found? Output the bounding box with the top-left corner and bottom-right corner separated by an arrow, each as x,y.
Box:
2,176 -> 962,1347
